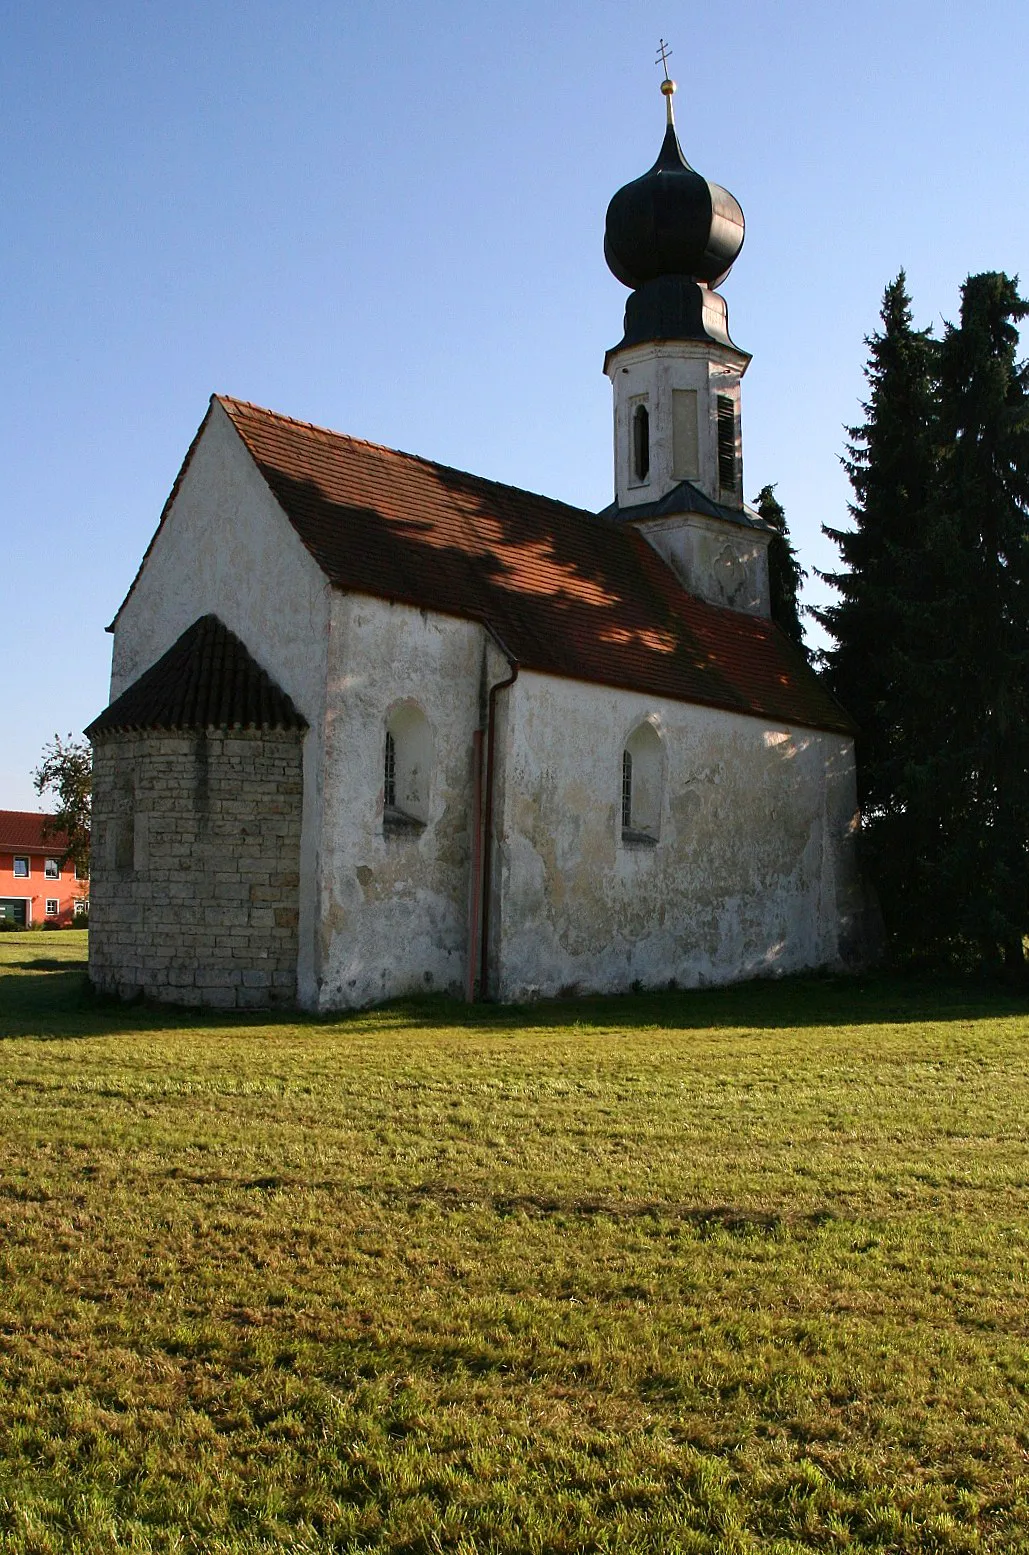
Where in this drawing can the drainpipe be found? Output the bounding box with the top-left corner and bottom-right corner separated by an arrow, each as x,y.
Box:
472,625 -> 518,1002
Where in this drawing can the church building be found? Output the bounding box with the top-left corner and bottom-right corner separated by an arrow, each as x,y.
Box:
86,73 -> 867,1010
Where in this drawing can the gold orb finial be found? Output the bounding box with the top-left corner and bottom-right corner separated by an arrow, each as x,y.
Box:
655,38 -> 676,125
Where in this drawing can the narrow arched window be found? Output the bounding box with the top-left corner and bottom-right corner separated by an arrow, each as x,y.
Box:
383,703 -> 432,833
632,403 -> 650,482
384,730 -> 396,809
621,722 -> 662,844
621,749 -> 633,830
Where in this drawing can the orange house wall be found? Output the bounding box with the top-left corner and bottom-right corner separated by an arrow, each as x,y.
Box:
0,852 -> 87,926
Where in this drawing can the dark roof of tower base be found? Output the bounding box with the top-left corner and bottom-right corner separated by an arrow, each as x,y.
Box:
86,614 -> 307,738
599,479 -> 774,532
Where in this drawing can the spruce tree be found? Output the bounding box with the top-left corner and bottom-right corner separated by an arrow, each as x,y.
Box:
816,273 -> 938,813
755,483 -> 808,656
920,273 -> 1029,969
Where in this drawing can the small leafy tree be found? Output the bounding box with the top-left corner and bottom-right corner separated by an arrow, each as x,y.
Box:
32,734 -> 92,877
754,483 -> 808,656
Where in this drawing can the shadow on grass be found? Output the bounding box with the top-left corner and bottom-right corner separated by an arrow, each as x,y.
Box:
0,955 -> 1027,1044
8,957 -> 89,972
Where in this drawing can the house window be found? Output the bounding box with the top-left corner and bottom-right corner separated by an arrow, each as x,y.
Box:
632,402 -> 650,483
717,395 -> 737,493
45,899 -> 58,917
74,899 -> 89,918
13,857 -> 28,879
45,858 -> 60,879
75,862 -> 89,881
383,703 -> 432,832
621,722 -> 663,844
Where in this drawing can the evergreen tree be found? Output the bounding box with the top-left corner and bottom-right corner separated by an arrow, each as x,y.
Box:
822,269 -> 1029,970
754,483 -> 808,656
918,273 -> 1029,970
816,273 -> 938,812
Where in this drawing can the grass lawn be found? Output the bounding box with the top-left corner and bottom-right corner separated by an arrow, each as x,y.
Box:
1,933 -> 1028,1552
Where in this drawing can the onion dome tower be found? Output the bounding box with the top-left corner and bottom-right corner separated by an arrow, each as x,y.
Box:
601,50 -> 772,618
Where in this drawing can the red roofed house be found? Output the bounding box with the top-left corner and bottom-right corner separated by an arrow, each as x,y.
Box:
0,811 -> 88,927
86,84 -> 874,1009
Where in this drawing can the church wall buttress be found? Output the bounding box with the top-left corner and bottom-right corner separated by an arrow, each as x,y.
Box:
316,593 -> 483,1010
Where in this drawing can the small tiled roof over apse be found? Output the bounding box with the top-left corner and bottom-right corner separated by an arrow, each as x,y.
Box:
86,615 -> 308,738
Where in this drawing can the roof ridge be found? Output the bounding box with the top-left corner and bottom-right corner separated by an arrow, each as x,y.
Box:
216,394 -> 604,526
0,808 -> 52,821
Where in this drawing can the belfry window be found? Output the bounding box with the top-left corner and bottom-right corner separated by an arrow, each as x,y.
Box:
717,395 -> 737,493
632,403 -> 650,483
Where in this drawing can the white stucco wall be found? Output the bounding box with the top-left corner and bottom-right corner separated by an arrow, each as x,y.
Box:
637,511 -> 771,617
490,669 -> 862,1002
314,594 -> 492,1010
105,400 -> 332,1002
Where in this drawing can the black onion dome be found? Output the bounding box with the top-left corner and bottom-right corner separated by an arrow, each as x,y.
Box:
604,122 -> 745,290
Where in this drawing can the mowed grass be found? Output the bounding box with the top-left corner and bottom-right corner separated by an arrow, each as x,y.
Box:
1,933 -> 1028,1553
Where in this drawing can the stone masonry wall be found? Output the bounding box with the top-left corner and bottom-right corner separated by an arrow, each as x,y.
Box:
89,729 -> 304,1007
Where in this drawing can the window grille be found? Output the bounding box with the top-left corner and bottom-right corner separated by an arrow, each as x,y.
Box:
621,749 -> 633,830
384,730 -> 396,809
45,899 -> 58,916
632,403 -> 650,482
717,395 -> 736,492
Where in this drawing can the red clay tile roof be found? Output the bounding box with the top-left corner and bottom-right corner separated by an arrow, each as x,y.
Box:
0,811 -> 69,853
212,396 -> 852,735
86,615 -> 307,738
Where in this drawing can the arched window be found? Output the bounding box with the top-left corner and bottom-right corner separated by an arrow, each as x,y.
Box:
621,750 -> 633,830
383,703 -> 432,832
632,403 -> 650,483
621,721 -> 662,843
383,730 -> 397,809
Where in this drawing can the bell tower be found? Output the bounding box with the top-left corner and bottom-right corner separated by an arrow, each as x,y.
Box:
602,50 -> 773,617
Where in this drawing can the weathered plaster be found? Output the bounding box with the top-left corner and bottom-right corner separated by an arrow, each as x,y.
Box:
491,670 -> 863,1002
107,400 -> 331,1004
636,511 -> 771,616
313,595 -> 486,1009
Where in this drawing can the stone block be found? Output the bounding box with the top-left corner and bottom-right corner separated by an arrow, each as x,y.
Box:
236,986 -> 271,1009
203,986 -> 239,1009
195,968 -> 242,988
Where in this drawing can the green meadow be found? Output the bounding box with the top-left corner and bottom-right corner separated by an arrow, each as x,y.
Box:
1,930 -> 1027,1552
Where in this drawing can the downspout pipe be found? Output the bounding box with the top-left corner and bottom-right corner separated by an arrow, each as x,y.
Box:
477,624 -> 519,1001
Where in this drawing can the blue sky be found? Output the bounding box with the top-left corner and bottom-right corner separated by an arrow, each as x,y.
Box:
2,0 -> 1027,810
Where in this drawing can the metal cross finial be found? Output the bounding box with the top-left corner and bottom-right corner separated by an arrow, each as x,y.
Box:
655,38 -> 676,125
